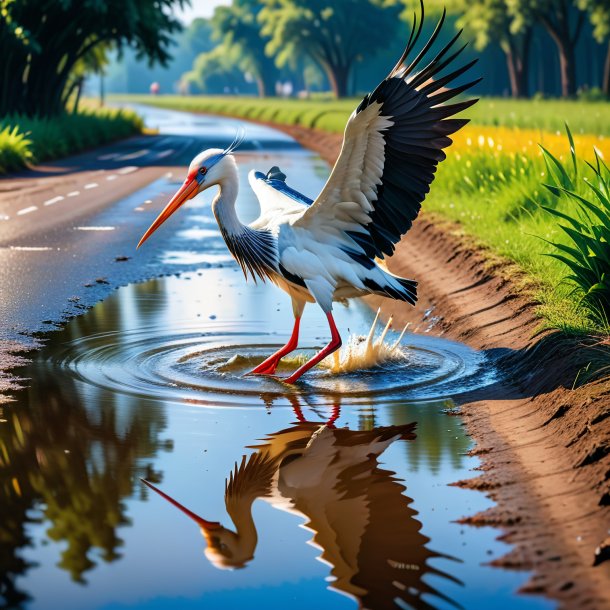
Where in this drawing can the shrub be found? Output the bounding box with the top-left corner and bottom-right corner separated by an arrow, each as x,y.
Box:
0,108 -> 142,173
540,127 -> 610,324
0,125 -> 33,173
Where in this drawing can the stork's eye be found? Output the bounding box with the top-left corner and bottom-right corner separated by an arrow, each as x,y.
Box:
199,167 -> 207,176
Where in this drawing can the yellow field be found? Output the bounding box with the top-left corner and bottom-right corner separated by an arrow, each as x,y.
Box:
453,125 -> 609,162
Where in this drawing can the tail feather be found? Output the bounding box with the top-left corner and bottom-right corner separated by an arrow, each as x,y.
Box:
363,274 -> 418,305
396,276 -> 418,303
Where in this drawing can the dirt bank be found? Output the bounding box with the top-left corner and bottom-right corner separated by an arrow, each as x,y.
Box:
270,123 -> 610,610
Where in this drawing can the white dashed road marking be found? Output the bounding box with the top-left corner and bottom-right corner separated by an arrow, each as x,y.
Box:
17,206 -> 38,216
118,150 -> 148,161
84,183 -> 99,190
106,175 -> 117,181
156,149 -> 174,159
67,191 -> 80,197
75,226 -> 116,231
44,196 -> 64,206
117,166 -> 138,175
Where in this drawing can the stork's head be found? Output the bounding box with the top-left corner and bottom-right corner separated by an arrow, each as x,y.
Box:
137,130 -> 244,249
141,479 -> 256,570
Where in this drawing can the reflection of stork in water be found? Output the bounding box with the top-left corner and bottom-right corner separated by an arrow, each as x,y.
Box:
136,3 -> 478,383
142,401 -> 462,610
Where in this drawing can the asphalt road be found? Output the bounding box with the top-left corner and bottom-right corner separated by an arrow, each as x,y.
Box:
0,105 -> 304,346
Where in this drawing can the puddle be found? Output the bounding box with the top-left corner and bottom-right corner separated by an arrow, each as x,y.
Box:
0,105 -> 555,610
1,269 -> 553,610
44,272 -> 495,407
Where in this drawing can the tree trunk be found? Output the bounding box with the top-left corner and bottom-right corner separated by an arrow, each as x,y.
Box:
255,77 -> 265,97
72,78 -> 84,114
504,30 -> 531,98
539,10 -> 583,99
602,41 -> 610,97
326,64 -> 349,98
505,50 -> 520,98
558,40 -> 577,97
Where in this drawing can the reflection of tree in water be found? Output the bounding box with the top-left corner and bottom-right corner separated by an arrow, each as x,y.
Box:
0,366 -> 171,607
145,401 -> 462,610
387,402 -> 472,474
67,278 -> 170,338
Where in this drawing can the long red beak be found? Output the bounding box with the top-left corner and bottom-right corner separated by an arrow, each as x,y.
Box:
141,478 -> 222,531
137,177 -> 199,249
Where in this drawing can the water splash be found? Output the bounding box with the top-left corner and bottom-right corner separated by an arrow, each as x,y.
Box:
321,309 -> 409,374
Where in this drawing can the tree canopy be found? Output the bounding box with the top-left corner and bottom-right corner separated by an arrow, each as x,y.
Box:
0,0 -> 187,116
457,0 -> 532,98
212,0 -> 281,97
259,0 -> 403,97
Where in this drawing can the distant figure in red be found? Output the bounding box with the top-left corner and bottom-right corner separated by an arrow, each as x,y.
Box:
150,82 -> 160,96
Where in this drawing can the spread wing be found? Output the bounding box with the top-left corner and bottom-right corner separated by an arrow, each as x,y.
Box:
293,4 -> 480,260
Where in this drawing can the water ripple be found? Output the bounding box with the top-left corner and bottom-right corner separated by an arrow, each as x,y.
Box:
44,319 -> 497,408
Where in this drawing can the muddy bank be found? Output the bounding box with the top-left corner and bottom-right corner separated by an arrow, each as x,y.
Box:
268,123 -> 610,610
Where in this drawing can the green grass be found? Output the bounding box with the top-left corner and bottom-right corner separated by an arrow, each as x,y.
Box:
0,107 -> 143,174
427,131 -> 610,337
112,94 -> 610,137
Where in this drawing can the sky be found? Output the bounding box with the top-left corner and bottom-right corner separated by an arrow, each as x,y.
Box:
174,0 -> 231,23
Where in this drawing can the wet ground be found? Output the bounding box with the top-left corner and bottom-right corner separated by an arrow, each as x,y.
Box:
1,106 -> 556,609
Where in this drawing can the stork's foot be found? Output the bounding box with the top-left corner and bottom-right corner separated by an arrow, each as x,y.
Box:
247,356 -> 281,376
244,317 -> 301,377
283,313 -> 341,384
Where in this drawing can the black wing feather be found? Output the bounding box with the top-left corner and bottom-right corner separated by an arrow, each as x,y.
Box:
351,2 -> 479,259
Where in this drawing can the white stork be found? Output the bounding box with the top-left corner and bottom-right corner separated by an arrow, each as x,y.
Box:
137,5 -> 479,383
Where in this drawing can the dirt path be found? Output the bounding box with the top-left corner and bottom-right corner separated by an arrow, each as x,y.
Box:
270,123 -> 610,610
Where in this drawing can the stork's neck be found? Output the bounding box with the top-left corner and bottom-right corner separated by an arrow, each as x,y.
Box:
212,163 -> 277,282
211,165 -> 242,237
227,498 -> 258,550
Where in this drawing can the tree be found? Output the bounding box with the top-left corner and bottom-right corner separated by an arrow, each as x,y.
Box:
508,0 -> 585,97
260,0 -> 402,98
66,44 -> 110,113
578,0 -> 610,96
212,0 -> 280,97
0,0 -> 187,117
182,45 -> 254,94
457,0 -> 532,98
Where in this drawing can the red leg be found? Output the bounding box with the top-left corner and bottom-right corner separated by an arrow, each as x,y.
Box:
325,403 -> 341,428
284,313 -> 342,384
247,317 -> 301,376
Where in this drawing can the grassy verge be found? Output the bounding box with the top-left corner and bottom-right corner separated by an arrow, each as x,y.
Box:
427,127 -> 609,336
112,94 -> 610,137
0,107 -> 143,174
113,94 -> 610,339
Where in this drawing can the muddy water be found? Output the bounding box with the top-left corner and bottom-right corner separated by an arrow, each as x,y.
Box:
0,107 -> 554,610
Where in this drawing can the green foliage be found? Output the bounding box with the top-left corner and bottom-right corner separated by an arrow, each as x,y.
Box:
212,0 -> 280,96
577,0 -> 610,42
183,43 -> 253,95
0,108 -> 142,173
259,0 -> 402,97
538,130 -> 610,324
0,125 -> 33,174
0,0 -> 187,117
